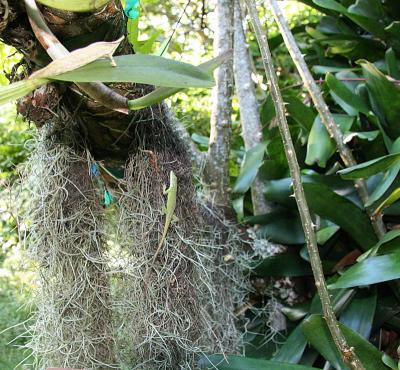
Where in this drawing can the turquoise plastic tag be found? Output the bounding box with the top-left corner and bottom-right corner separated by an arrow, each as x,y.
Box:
124,0 -> 140,20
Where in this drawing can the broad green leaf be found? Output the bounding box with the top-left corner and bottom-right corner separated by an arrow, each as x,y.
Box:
128,53 -> 229,110
233,143 -> 266,193
273,325 -> 308,364
284,95 -> 316,132
367,163 -> 400,206
281,302 -> 311,322
361,61 -> 400,136
357,229 -> 400,262
338,153 -> 400,179
326,72 -> 371,115
251,254 -> 312,277
317,224 -> 340,244
313,0 -> 386,37
302,315 -> 389,370
0,79 -> 48,107
232,196 -> 245,222
199,354 -> 319,370
329,250 -> 400,289
52,54 -> 215,88
385,48 -> 400,80
306,115 -> 354,168
36,0 -> 111,11
340,289 -> 377,338
274,286 -> 354,364
254,210 -> 305,244
382,354 -> 398,370
303,183 -> 377,250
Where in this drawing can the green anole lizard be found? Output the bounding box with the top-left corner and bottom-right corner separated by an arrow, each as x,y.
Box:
145,171 -> 178,281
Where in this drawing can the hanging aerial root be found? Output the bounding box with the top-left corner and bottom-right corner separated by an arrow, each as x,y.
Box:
22,121 -> 116,369
113,148 -> 247,369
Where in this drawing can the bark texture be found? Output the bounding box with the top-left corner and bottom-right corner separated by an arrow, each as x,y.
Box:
204,0 -> 234,213
233,0 -> 269,216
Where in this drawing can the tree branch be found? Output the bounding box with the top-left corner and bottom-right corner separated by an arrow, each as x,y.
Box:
203,0 -> 234,212
24,0 -> 129,113
244,1 -> 365,368
267,0 -> 385,238
233,0 -> 270,216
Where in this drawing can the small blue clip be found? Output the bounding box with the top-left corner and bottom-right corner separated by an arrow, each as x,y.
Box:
124,0 -> 140,20
90,163 -> 100,177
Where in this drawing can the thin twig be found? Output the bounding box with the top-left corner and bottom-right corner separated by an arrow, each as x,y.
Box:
24,0 -> 129,113
267,0 -> 385,238
244,1 -> 365,369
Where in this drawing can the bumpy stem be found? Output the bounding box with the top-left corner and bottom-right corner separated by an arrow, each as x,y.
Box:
267,0 -> 385,238
244,1 -> 365,369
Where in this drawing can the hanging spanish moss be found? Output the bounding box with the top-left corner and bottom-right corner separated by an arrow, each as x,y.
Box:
22,109 -> 116,369
112,105 -> 247,369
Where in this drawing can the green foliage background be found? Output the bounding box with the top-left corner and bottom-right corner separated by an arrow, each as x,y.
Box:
2,0 -> 400,369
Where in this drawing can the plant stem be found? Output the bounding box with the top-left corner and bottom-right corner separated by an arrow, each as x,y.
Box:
267,0 -> 385,238
243,1 -> 365,369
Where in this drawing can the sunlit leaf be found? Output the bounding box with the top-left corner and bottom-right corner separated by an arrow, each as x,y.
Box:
36,0 -> 111,12
52,54 -> 215,88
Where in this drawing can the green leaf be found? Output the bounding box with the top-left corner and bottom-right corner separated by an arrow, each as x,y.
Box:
358,229 -> 400,262
128,53 -> 230,110
251,254 -> 312,277
284,95 -> 316,132
302,314 -> 389,370
52,54 -> 215,88
303,183 -> 377,250
367,163 -> 400,206
273,286 -> 354,364
326,72 -> 371,115
254,210 -> 305,245
385,48 -> 400,80
233,143 -> 266,193
338,153 -> 400,179
0,79 -> 48,107
374,187 -> 400,216
361,61 -> 400,136
340,289 -> 377,338
198,355 -> 319,370
232,196 -> 245,222
306,114 -> 354,168
329,250 -> 400,289
36,0 -> 111,12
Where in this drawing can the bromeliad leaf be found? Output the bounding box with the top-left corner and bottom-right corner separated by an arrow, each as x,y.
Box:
329,250 -> 400,289
0,79 -> 48,106
233,143 -> 266,194
198,354 -> 319,370
52,54 -> 215,88
303,183 -> 377,250
302,314 -> 388,370
128,52 -> 230,110
338,153 -> 400,179
36,0 -> 111,12
306,114 -> 354,168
